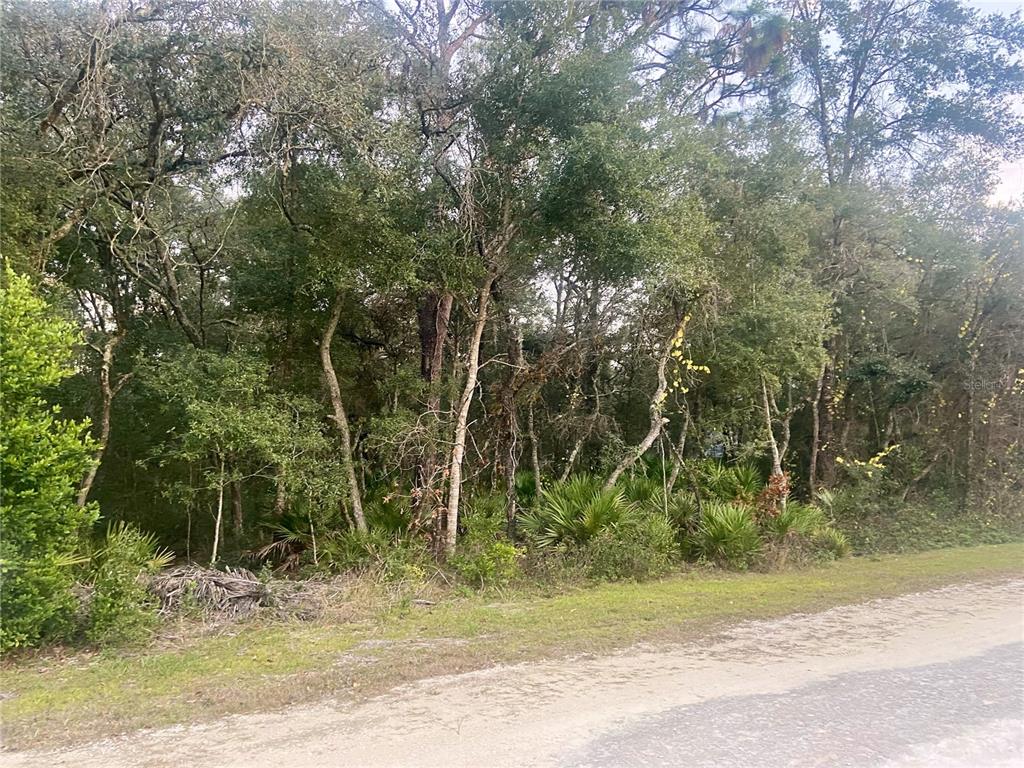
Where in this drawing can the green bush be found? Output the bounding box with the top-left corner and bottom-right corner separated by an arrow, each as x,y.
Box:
729,463 -> 764,503
620,474 -> 661,506
319,529 -> 431,583
693,501 -> 761,568
520,475 -> 633,547
759,502 -> 850,566
0,270 -> 98,651
583,512 -> 678,581
763,502 -> 825,540
698,461 -> 734,500
829,489 -> 1024,554
83,523 -> 172,645
664,491 -> 701,537
450,541 -> 520,587
694,461 -> 764,503
449,492 -> 521,587
814,526 -> 851,559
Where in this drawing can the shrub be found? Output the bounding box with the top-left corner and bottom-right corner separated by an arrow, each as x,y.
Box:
514,470 -> 539,509
665,491 -> 700,531
319,529 -> 431,583
729,463 -> 764,503
362,493 -> 413,533
0,270 -> 99,651
583,512 -> 678,581
828,489 -> 1022,554
84,522 -> 173,645
450,492 -> 521,587
763,502 -> 825,540
620,474 -> 661,506
461,492 -> 507,538
698,461 -> 734,500
520,475 -> 633,547
450,541 -> 520,587
814,527 -> 851,559
693,501 -> 761,568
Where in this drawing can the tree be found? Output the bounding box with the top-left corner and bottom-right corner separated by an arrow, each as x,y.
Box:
0,270 -> 98,651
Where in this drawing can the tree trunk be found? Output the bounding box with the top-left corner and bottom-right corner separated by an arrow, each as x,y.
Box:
604,313 -> 688,490
413,291 -> 453,529
818,358 -> 837,486
809,363 -> 826,496
527,401 -> 542,498
273,470 -> 287,517
503,320 -> 524,536
231,479 -> 243,535
666,407 -> 691,493
559,399 -> 600,483
320,289 -> 367,533
77,329 -> 128,507
211,457 -> 225,567
761,375 -> 783,477
443,274 -> 494,556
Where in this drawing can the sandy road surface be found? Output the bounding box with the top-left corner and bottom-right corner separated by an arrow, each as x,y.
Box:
3,580 -> 1022,767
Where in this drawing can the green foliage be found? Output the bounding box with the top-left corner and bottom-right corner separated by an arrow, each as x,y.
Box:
693,502 -> 762,568
729,464 -> 764,504
2,0 -> 1021,645
514,471 -> 539,509
520,476 -> 633,547
450,542 -> 520,588
83,523 -> 172,646
0,270 -> 98,651
318,530 -> 431,583
450,492 -> 521,587
697,461 -> 734,500
830,490 -> 1024,554
581,512 -> 679,582
759,502 -> 850,565
763,502 -> 825,540
664,491 -> 701,537
620,474 -> 662,506
696,461 -> 765,503
814,527 -> 851,560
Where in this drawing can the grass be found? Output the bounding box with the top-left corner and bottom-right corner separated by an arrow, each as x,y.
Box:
2,542 -> 1022,750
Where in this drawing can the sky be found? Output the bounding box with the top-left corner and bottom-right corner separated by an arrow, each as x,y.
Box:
969,1 -> 1024,204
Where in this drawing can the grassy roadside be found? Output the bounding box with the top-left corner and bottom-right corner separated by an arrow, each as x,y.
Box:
2,543 -> 1022,750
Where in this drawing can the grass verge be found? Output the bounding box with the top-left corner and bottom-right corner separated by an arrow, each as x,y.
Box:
2,542 -> 1022,750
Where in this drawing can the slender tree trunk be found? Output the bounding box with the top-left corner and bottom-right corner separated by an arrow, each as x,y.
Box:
605,313 -> 688,490
77,329 -> 128,507
559,401 -> 599,482
320,289 -> 367,533
818,358 -> 837,486
231,479 -> 243,535
211,457 -> 225,566
761,375 -> 783,477
527,401 -> 542,497
809,363 -> 826,495
443,275 -> 494,556
666,407 -> 691,493
413,291 -> 454,529
273,470 -> 287,517
504,419 -> 519,536
503,320 -> 524,535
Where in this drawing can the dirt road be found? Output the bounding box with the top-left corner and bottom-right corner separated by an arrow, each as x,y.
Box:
3,580 -> 1022,767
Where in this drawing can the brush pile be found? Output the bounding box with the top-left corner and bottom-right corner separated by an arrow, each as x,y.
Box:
150,565 -> 271,617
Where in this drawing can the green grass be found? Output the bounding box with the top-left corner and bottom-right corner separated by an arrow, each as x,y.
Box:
2,543 -> 1022,749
